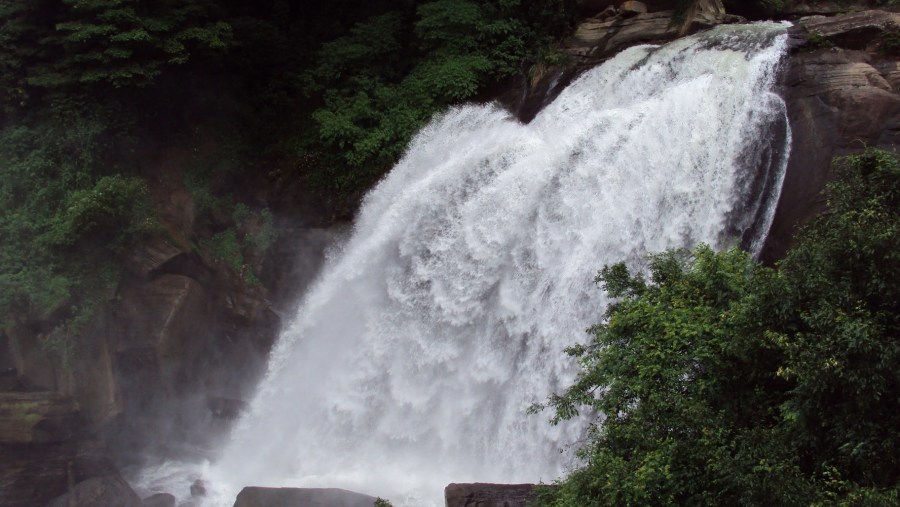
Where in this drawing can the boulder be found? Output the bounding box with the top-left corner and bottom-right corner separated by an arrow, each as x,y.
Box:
762,12 -> 900,261
116,274 -> 215,394
124,237 -> 186,279
0,392 -> 79,444
781,1 -> 849,16
797,10 -> 900,50
232,487 -> 379,507
0,437 -> 115,507
45,475 -> 142,507
142,493 -> 177,507
679,0 -> 727,33
0,367 -> 17,390
620,1 -> 648,17
190,479 -> 206,497
565,1 -> 729,61
444,483 -> 537,507
5,324 -> 60,391
207,396 -> 247,419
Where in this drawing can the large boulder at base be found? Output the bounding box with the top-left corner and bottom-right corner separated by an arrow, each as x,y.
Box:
762,11 -> 900,261
232,487 -> 379,507
142,492 -> 176,507
0,438 -> 115,507
45,475 -> 142,507
445,483 -> 537,507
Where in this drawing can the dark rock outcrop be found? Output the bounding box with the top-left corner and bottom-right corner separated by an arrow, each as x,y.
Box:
0,392 -> 79,444
232,487 -> 379,507
45,475 -> 142,507
565,0 -> 734,63
763,11 -> 900,260
799,10 -> 900,50
444,483 -> 537,507
142,493 -> 177,507
0,392 -> 117,507
506,0 -> 735,123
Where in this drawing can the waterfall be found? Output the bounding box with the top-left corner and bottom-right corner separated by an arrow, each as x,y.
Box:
203,22 -> 790,506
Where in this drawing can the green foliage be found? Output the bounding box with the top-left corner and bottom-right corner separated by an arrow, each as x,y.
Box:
0,0 -> 580,363
183,149 -> 277,284
0,108 -> 155,334
302,0 -> 579,194
0,0 -> 231,100
373,499 -> 394,507
880,21 -> 900,55
537,150 -> 900,506
199,207 -> 277,285
806,30 -> 836,50
202,229 -> 243,270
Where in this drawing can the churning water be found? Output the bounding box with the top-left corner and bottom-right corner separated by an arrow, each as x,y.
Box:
138,23 -> 792,507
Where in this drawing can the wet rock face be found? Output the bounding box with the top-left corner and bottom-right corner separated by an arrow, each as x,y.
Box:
444,483 -> 537,507
0,393 -> 90,506
45,475 -> 142,507
232,487 -> 379,507
0,392 -> 80,444
762,10 -> 900,261
142,493 -> 176,507
800,10 -> 900,49
0,436 -> 116,507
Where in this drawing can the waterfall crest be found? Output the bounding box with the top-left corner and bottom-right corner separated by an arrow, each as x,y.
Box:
207,22 -> 791,506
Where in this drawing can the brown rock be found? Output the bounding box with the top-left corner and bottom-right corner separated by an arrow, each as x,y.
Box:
5,323 -> 60,391
207,396 -> 247,419
0,367 -> 19,391
798,10 -> 900,50
190,479 -> 206,497
125,237 -> 187,279
782,1 -> 847,16
566,1 -> 728,62
620,1 -> 648,17
0,392 -> 79,444
679,0 -> 727,33
445,483 -> 537,507
45,475 -> 142,507
763,43 -> 900,260
117,274 -> 215,393
142,493 -> 177,507
875,60 -> 900,90
232,487 -> 379,507
0,437 -> 116,507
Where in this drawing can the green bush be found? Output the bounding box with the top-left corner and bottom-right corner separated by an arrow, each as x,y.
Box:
536,150 -> 900,505
0,108 -> 155,331
301,0 -> 579,195
0,0 -> 231,99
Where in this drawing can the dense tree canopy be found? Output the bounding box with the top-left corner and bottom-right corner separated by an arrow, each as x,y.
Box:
535,150 -> 900,506
0,0 -> 580,359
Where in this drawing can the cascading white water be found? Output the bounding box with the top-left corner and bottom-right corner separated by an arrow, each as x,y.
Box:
195,23 -> 791,506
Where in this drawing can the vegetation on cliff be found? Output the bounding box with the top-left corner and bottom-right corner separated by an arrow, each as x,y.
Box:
535,150 -> 900,505
0,0 -> 579,357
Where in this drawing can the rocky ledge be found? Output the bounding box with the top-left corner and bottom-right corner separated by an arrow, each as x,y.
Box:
762,9 -> 900,260
232,487 -> 379,507
445,483 -> 539,507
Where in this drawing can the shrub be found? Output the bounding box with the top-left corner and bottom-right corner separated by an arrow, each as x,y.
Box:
535,150 -> 900,505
